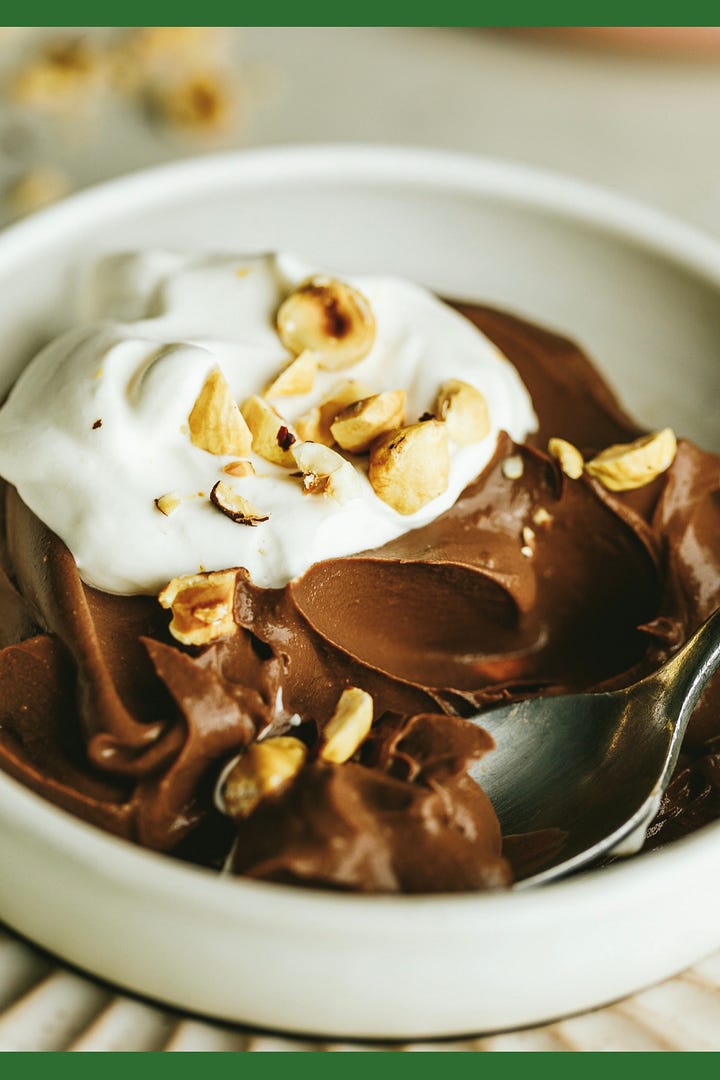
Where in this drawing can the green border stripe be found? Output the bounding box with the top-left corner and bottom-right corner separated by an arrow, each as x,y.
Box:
7,8 -> 720,27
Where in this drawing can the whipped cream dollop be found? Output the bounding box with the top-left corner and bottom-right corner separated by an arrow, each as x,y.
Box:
0,252 -> 536,594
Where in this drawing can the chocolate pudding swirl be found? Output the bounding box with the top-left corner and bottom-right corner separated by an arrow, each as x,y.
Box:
1,304 -> 719,892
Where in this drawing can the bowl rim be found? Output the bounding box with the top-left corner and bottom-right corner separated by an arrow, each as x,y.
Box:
2,142 -> 720,283
1,142 -> 720,932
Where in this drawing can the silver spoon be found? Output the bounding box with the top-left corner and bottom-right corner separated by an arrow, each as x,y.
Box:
470,608 -> 720,888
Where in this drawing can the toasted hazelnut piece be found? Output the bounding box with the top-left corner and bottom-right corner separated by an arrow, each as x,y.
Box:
7,167 -> 70,217
152,71 -> 235,132
155,492 -> 181,516
520,523 -> 535,559
130,26 -> 221,65
321,378 -> 374,413
330,390 -> 407,454
320,687 -> 374,764
368,420 -> 450,515
188,368 -> 252,457
295,378 -> 374,446
240,395 -> 298,467
294,406 -> 329,445
158,569 -> 238,646
264,351 -> 318,398
585,428 -> 677,492
501,454 -> 524,480
277,426 -> 296,452
210,482 -> 268,525
9,38 -> 105,110
548,437 -> 584,480
292,441 -> 364,503
532,507 -> 553,527
276,276 -> 376,371
435,379 -> 491,445
223,459 -> 255,478
319,378 -> 374,437
219,737 -> 307,819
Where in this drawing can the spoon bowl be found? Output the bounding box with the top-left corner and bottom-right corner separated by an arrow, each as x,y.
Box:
472,608 -> 720,887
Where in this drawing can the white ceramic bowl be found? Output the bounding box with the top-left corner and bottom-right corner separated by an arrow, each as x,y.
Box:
1,146 -> 720,1040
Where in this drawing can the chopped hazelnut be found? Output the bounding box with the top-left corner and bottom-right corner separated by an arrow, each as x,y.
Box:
130,26 -> 221,64
330,390 -> 407,454
210,482 -> 268,525
264,351 -> 318,398
218,737 -> 308,819
155,493 -> 181,516
276,425 -> 296,452
6,167 -> 70,216
585,428 -> 677,492
501,455 -> 524,480
240,395 -> 298,467
276,276 -> 376,371
320,687 -> 374,764
188,368 -> 252,457
532,507 -> 553,527
294,406 -> 328,445
158,568 -> 239,646
292,441 -> 364,503
368,420 -> 450,515
223,460 -> 255,478
152,71 -> 235,132
548,437 -> 584,480
295,378 -> 374,447
9,38 -> 106,110
435,379 -> 491,445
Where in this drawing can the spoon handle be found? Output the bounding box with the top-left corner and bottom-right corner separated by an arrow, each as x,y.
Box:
654,607 -> 720,736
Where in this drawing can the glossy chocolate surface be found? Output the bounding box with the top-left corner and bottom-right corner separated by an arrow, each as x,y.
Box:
1,304 -> 719,891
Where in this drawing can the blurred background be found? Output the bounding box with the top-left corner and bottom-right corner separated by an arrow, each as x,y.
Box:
2,26 -> 720,234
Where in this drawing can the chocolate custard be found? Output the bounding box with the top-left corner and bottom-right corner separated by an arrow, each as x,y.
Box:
1,303 -> 719,892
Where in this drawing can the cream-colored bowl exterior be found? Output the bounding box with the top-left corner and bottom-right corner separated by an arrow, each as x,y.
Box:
1,147 -> 719,1039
